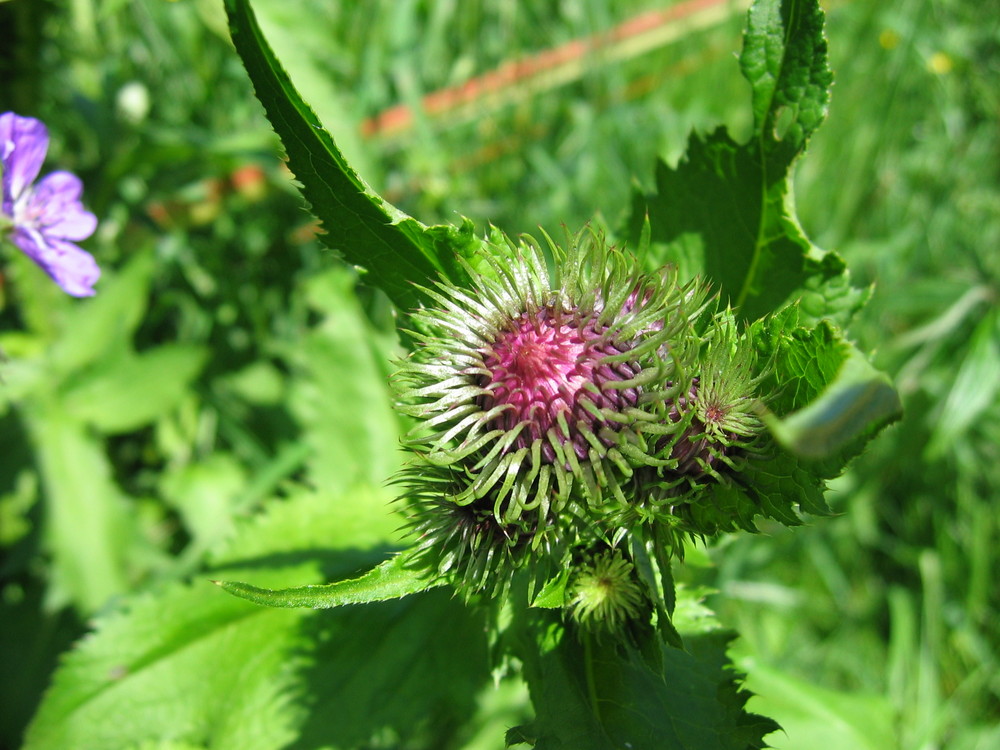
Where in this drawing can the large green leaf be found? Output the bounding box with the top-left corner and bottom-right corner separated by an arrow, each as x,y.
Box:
24,487 -> 490,750
223,0 -> 480,312
624,0 -> 862,324
507,601 -> 777,750
742,0 -> 830,163
764,345 -> 901,460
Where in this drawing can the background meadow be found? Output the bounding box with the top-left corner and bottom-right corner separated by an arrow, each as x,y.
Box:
1,0 -> 997,748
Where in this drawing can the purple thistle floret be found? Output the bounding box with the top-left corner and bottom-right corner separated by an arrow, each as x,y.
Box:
478,308 -> 641,464
1,112 -> 99,297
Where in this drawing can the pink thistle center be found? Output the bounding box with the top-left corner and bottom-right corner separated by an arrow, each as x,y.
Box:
478,308 -> 640,462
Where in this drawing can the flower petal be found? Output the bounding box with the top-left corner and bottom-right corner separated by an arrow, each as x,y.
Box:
32,171 -> 98,241
0,112 -> 50,207
11,226 -> 100,297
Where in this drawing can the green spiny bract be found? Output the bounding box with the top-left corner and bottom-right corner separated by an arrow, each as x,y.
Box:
393,228 -> 771,610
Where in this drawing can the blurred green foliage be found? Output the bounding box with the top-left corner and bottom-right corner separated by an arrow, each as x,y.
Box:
0,0 -> 997,748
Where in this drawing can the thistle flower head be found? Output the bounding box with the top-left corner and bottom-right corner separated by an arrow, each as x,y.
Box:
393,229 -> 768,597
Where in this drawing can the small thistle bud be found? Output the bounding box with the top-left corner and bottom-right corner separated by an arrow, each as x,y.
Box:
393,228 -> 768,597
568,550 -> 647,632
668,315 -> 767,480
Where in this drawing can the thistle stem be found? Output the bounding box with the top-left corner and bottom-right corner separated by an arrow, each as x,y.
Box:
583,630 -> 601,724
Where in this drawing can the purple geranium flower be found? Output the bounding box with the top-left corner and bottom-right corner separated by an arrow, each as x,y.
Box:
1,112 -> 99,297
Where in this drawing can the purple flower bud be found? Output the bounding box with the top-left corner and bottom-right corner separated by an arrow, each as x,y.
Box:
1,112 -> 99,297
393,229 -> 736,595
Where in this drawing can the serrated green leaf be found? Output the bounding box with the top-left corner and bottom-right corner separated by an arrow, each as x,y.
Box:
742,0 -> 831,160
60,344 -> 207,434
765,346 -> 901,459
215,550 -> 442,608
680,448 -> 826,533
626,127 -> 850,323
25,488 -> 489,750
624,0 -> 855,323
210,483 -> 399,564
737,447 -> 831,520
751,305 -> 840,412
223,0 -> 478,311
508,601 -> 777,750
752,307 -> 902,463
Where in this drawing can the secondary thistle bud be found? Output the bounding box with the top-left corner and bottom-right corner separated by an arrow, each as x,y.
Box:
568,549 -> 647,632
669,317 -> 767,478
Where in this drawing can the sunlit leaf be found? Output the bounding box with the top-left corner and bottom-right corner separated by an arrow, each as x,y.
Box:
742,0 -> 831,161
752,305 -> 902,465
765,346 -> 901,460
624,0 -> 861,324
24,487 -> 488,750
530,569 -> 570,609
223,0 -> 480,312
215,550 -> 443,609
